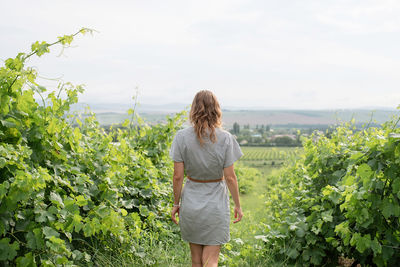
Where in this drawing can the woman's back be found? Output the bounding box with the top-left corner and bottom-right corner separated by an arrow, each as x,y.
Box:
169,90 -> 243,265
170,126 -> 242,181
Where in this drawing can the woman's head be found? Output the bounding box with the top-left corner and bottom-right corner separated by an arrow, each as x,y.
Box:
190,90 -> 222,145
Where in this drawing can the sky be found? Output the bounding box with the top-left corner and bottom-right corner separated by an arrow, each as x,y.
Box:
1,0 -> 400,109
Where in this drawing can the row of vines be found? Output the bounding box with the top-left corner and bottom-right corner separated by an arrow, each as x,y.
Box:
240,147 -> 300,161
0,29 -> 188,266
261,118 -> 400,266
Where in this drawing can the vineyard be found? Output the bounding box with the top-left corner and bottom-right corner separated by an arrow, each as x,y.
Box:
1,29 -> 400,266
260,120 -> 400,266
0,29 -> 191,266
240,147 -> 301,162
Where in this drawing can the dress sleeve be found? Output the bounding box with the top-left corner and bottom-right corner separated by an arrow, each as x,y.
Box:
169,132 -> 184,162
223,134 -> 243,168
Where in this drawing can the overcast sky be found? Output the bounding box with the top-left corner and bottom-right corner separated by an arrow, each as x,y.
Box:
1,0 -> 400,109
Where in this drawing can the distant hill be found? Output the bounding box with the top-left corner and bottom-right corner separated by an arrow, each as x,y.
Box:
70,102 -> 189,113
70,102 -> 399,128
221,109 -> 398,128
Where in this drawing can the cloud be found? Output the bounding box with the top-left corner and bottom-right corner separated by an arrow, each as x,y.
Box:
1,0 -> 399,109
313,0 -> 400,34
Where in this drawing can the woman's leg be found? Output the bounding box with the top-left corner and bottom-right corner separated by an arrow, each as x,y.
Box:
202,245 -> 221,267
189,243 -> 203,267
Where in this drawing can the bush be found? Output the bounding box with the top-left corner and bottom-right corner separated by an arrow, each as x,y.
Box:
235,165 -> 261,194
260,118 -> 400,266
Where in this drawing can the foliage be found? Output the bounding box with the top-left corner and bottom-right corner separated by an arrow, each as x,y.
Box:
232,122 -> 240,135
0,29 -> 186,266
260,118 -> 400,266
234,165 -> 260,194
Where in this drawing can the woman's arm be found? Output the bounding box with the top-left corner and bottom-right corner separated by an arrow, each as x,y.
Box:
224,164 -> 243,223
171,161 -> 184,224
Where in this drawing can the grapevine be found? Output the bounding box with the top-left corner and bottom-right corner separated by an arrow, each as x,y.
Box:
261,118 -> 400,266
0,29 -> 186,265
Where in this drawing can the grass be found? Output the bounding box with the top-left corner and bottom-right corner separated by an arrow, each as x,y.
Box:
86,231 -> 192,266
218,162 -> 286,267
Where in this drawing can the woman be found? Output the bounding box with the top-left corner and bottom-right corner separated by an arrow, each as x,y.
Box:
169,90 -> 243,267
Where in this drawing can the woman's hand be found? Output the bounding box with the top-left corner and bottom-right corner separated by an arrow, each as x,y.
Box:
233,206 -> 243,223
171,206 -> 180,224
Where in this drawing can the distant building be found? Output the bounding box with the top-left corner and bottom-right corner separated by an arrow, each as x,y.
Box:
270,134 -> 297,141
240,140 -> 248,145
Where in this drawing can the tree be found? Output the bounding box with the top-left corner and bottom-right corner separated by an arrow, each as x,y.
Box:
232,122 -> 240,135
274,136 -> 294,146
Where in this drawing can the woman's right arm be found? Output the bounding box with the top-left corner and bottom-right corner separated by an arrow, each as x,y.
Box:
171,161 -> 184,224
224,164 -> 243,223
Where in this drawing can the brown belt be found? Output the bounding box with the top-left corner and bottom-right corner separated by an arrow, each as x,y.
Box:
187,175 -> 224,183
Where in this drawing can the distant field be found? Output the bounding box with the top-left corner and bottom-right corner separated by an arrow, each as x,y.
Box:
240,146 -> 302,161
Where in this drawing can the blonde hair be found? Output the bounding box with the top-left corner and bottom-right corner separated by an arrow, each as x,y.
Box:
189,90 -> 222,146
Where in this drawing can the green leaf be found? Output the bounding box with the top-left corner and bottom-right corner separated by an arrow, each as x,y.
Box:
335,222 -> 351,245
349,152 -> 364,161
56,256 -> 69,265
40,260 -> 55,267
49,192 -> 64,208
371,238 -> 382,256
76,195 -> 87,206
0,181 -> 9,199
287,248 -> 299,259
392,178 -> 400,197
0,119 -> 17,128
381,199 -> 395,219
43,226 -> 60,239
72,250 -> 83,261
381,246 -> 394,261
31,41 -> 50,56
302,249 -> 311,261
139,188 -> 152,198
350,233 -> 371,253
357,163 -> 372,178
26,228 -> 45,250
0,238 -> 19,261
357,163 -> 373,187
58,35 -> 74,45
295,227 -> 305,238
325,237 -> 339,247
46,236 -> 68,254
16,252 -> 36,267
321,210 -> 333,222
120,208 -> 128,217
35,208 -> 55,223
71,214 -> 83,232
309,248 -> 325,265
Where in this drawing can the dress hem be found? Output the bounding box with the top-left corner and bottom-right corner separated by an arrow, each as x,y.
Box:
181,237 -> 230,246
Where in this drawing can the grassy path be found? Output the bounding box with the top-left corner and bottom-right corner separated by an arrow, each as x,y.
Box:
219,163 -> 283,266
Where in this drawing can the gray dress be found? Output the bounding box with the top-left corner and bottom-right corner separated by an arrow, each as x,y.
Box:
169,126 -> 243,245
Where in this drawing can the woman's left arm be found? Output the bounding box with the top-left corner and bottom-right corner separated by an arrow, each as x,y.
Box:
171,161 -> 184,224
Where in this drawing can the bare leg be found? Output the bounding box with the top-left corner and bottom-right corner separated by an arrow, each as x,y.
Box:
189,243 -> 203,267
202,245 -> 221,267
